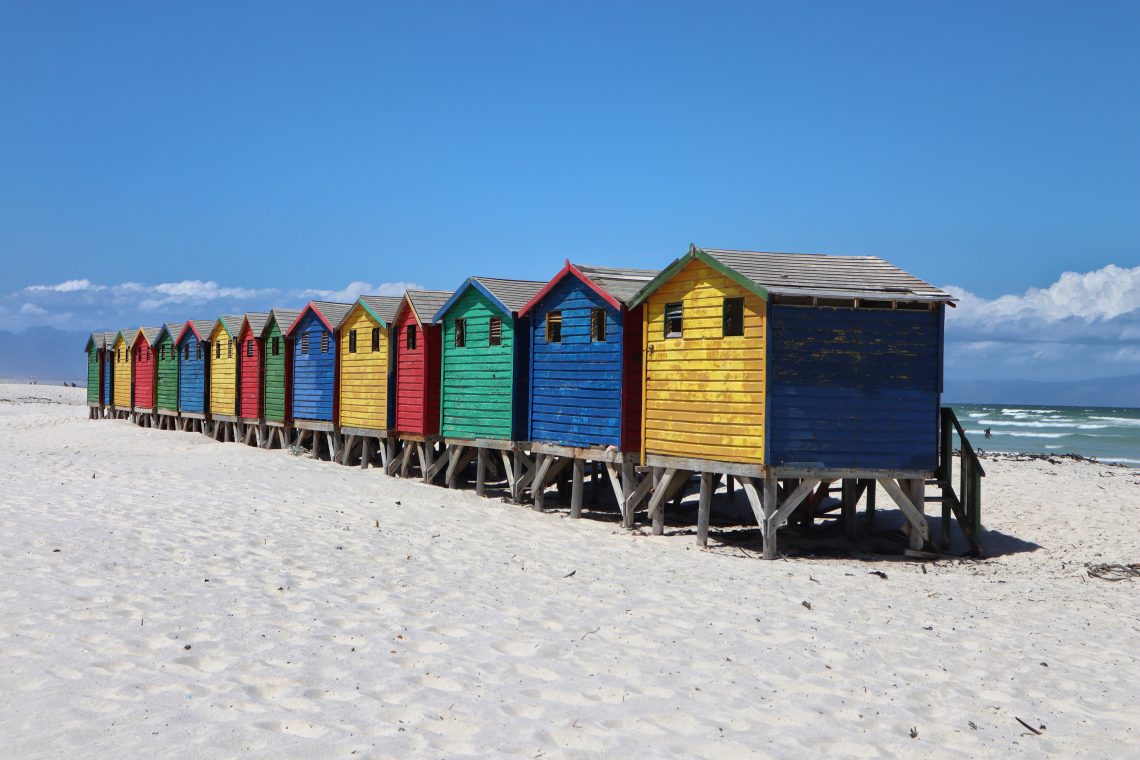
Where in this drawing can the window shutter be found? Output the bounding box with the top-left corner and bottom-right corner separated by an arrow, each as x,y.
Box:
373,327 -> 381,352
349,329 -> 357,353
664,302 -> 683,338
545,312 -> 561,343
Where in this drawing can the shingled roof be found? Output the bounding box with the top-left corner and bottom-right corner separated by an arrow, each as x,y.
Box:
434,277 -> 546,321
285,301 -> 354,335
403,290 -> 453,325
134,327 -> 162,347
178,319 -> 216,344
266,308 -> 301,337
519,261 -> 659,315
630,245 -> 954,306
242,312 -> 269,338
356,295 -> 404,327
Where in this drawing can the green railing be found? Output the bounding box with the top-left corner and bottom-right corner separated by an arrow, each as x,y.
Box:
937,406 -> 984,554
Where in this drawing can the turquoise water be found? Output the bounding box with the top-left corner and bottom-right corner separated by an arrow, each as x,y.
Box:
950,403 -> 1140,465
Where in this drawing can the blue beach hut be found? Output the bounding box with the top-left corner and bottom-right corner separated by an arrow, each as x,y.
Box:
285,301 -> 354,428
175,319 -> 215,429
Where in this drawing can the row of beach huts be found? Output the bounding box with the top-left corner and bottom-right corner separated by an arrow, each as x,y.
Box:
84,245 -> 983,558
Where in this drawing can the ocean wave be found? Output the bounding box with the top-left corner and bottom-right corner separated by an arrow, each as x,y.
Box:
1077,424 -> 1110,430
968,429 -> 1068,439
1000,408 -> 1059,415
1089,416 -> 1140,427
973,419 -> 1076,429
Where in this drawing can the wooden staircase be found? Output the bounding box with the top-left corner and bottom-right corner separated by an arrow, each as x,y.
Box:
927,406 -> 984,555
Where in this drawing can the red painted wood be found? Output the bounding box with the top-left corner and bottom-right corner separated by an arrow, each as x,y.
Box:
238,323 -> 263,419
132,337 -> 156,409
394,302 -> 442,435
620,304 -> 644,453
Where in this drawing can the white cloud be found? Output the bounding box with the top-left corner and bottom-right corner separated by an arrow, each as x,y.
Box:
299,281 -> 422,303
20,303 -> 48,316
943,263 -> 1140,380
25,279 -> 104,293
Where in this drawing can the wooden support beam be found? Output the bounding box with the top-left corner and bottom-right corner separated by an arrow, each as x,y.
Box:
511,451 -> 534,501
476,447 -> 488,497
645,468 -> 681,523
761,476 -> 779,559
842,479 -> 858,540
622,470 -> 655,522
414,443 -> 428,478
877,477 -> 930,545
621,459 -> 636,529
445,445 -> 467,487
570,459 -> 584,518
422,443 -> 435,484
696,471 -> 714,547
499,451 -> 515,494
603,463 -> 624,514
424,447 -> 450,482
400,441 -> 414,478
359,436 -> 371,469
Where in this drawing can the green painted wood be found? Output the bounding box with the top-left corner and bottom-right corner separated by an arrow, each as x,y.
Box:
264,317 -> 287,422
155,333 -> 179,411
86,347 -> 100,404
439,287 -> 515,440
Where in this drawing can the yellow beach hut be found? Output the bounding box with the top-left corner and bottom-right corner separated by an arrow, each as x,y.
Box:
111,329 -> 135,418
207,315 -> 243,440
336,295 -> 403,465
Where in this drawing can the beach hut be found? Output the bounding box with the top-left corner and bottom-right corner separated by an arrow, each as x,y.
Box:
517,262 -> 657,513
130,327 -> 161,427
110,329 -> 134,418
285,301 -> 353,460
626,245 -> 975,557
236,312 -> 269,446
391,290 -> 452,480
83,332 -> 112,419
154,323 -> 180,429
175,319 -> 214,432
335,295 -> 403,468
433,277 -> 545,497
261,308 -> 301,446
207,315 -> 244,441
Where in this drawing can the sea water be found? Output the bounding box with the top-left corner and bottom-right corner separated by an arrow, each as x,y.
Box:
949,403 -> 1140,465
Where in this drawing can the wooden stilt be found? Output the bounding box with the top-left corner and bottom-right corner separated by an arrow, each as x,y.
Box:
697,471 -> 714,546
761,476 -> 779,560
621,459 -> 636,529
570,458 -> 584,518
476,447 -> 488,497
842,479 -> 858,540
360,436 -> 371,469
399,442 -> 414,477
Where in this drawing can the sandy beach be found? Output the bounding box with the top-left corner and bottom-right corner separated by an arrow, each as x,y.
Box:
0,384 -> 1136,758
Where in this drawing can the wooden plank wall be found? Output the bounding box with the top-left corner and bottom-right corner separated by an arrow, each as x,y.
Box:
338,305 -> 388,430
238,326 -> 262,418
440,288 -> 515,440
102,350 -> 112,405
178,333 -> 207,413
263,319 -> 288,423
112,336 -> 132,409
291,311 -> 336,422
156,334 -> 179,411
642,258 -> 766,464
394,307 -> 441,435
529,276 -> 623,448
209,329 -> 238,416
133,340 -> 156,408
767,305 -> 942,470
86,347 -> 100,404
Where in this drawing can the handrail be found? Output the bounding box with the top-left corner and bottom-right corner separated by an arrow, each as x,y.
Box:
939,406 -> 983,555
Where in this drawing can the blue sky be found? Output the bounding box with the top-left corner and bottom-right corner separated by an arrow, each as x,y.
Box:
1,1 -> 1138,383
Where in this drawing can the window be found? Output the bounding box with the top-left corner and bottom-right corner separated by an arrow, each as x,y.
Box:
369,327 -> 379,351
320,333 -> 329,353
301,333 -> 309,354
489,317 -> 502,346
722,297 -> 744,337
590,308 -> 606,342
454,318 -> 466,348
545,312 -> 561,343
272,337 -> 280,356
215,342 -> 221,359
664,302 -> 683,338
196,344 -> 202,360
406,324 -> 417,350
348,329 -> 358,354
184,344 -> 190,361
247,339 -> 254,357
146,346 -> 151,361
227,340 -> 233,358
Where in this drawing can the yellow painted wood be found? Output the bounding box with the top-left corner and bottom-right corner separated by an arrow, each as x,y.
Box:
208,324 -> 238,416
112,333 -> 132,409
338,304 -> 389,431
642,258 -> 766,465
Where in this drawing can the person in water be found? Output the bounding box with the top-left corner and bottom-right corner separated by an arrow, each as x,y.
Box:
984,427 -> 992,438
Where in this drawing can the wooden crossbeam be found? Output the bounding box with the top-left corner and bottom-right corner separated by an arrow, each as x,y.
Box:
603,463 -> 625,514
877,477 -> 930,543
425,448 -> 450,482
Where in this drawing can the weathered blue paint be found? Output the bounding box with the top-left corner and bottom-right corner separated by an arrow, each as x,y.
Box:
177,332 -> 207,414
291,310 -> 336,422
528,277 -> 624,449
102,351 -> 112,405
767,305 -> 943,471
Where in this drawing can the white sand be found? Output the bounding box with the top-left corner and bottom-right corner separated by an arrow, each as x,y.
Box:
0,383 -> 1137,758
